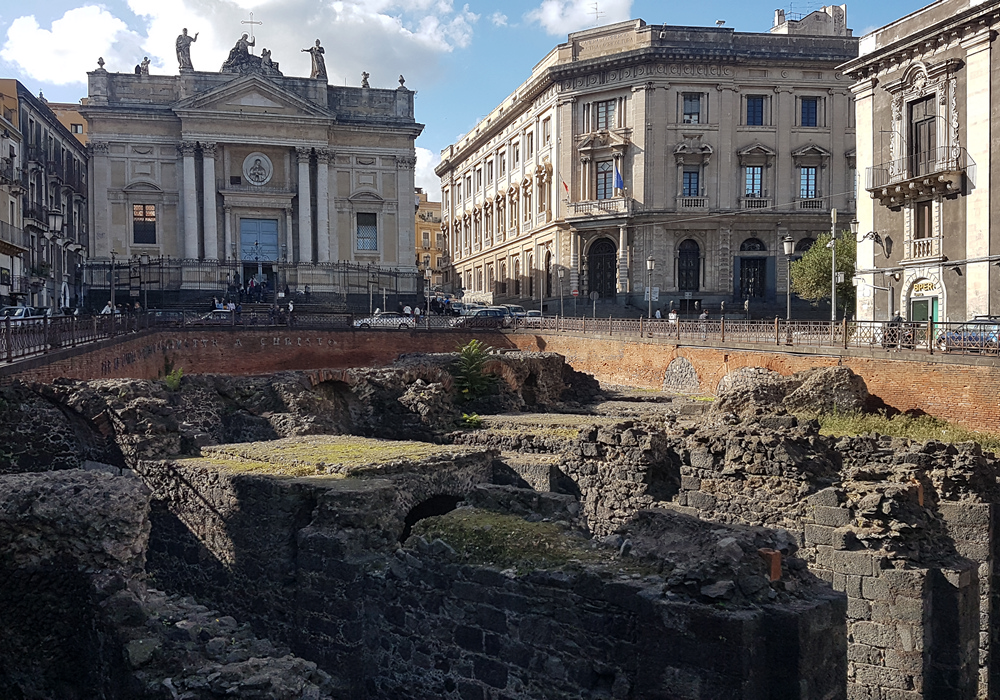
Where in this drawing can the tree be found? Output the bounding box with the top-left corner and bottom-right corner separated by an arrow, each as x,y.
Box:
789,232 -> 856,319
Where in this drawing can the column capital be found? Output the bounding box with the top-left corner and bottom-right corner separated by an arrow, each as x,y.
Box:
178,142 -> 197,157
396,155 -> 417,170
316,148 -> 332,164
201,142 -> 218,158
88,141 -> 110,156
224,205 -> 232,214
296,146 -> 312,159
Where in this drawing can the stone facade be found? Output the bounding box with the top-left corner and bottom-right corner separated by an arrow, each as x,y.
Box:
414,187 -> 445,292
437,14 -> 858,316
80,45 -> 422,306
0,80 -> 88,310
843,0 -> 1000,323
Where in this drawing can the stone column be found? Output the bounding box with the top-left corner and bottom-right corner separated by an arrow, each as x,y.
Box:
617,224 -> 628,296
88,141 -> 111,258
851,77 -> 878,321
296,147 -> 312,263
224,206 -> 233,260
180,142 -> 199,259
201,143 -> 219,260
284,208 -> 294,265
315,149 -> 330,263
963,29 -> 992,318
569,227 -> 579,294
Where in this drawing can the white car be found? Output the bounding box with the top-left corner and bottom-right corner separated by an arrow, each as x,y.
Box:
353,311 -> 416,329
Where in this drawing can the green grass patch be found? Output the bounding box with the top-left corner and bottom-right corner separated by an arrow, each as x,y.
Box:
189,436 -> 462,477
814,411 -> 1000,453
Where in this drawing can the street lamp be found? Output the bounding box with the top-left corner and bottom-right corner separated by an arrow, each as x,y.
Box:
557,268 -> 564,317
782,235 -> 794,320
646,255 -> 655,319
830,208 -> 838,321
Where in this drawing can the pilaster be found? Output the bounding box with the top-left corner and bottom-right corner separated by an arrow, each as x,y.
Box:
179,142 -> 199,259
201,143 -> 219,260
296,147 -> 312,263
316,149 -> 331,263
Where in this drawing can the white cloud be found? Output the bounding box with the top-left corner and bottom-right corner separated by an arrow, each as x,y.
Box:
415,146 -> 442,195
1,6 -> 146,84
525,0 -> 633,35
1,0 -> 481,92
490,12 -> 508,27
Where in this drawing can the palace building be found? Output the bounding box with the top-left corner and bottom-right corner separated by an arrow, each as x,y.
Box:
436,11 -> 859,316
81,32 -> 423,307
843,0 -> 1000,324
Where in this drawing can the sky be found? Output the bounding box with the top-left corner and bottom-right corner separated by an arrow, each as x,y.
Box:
1,0 -> 932,196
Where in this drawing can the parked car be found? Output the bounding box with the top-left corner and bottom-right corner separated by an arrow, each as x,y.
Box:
501,304 -> 527,318
353,311 -> 415,329
1,306 -> 45,323
450,307 -> 507,328
521,309 -> 544,327
147,309 -> 185,326
936,319 -> 1000,353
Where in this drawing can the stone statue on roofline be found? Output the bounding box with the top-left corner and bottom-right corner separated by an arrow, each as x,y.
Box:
220,33 -> 283,77
301,39 -> 327,81
176,28 -> 198,71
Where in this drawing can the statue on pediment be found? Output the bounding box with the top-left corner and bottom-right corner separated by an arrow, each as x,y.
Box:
302,40 -> 327,81
176,28 -> 198,71
220,33 -> 282,77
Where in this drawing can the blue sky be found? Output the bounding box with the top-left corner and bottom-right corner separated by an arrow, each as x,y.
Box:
1,0 -> 931,193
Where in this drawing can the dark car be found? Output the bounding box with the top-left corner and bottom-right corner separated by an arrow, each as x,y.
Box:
450,307 -> 507,329
936,319 -> 1000,353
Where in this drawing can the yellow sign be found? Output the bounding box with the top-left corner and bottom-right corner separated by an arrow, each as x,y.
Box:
913,281 -> 937,294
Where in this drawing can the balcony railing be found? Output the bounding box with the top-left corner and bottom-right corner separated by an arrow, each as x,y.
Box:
26,145 -> 43,164
0,158 -> 15,187
797,198 -> 825,210
904,236 -> 943,261
866,146 -> 971,208
677,196 -> 708,209
567,197 -> 631,217
23,203 -> 47,225
740,196 -> 771,210
0,220 -> 27,251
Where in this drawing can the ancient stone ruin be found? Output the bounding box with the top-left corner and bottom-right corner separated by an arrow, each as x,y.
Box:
0,353 -> 997,698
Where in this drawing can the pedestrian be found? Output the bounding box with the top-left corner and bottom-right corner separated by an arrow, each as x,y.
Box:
287,299 -> 295,327
403,304 -> 412,316
699,309 -> 709,338
100,301 -> 112,315
654,308 -> 661,319
668,308 -> 678,328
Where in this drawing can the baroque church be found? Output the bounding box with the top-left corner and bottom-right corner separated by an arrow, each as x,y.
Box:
82,29 -> 423,306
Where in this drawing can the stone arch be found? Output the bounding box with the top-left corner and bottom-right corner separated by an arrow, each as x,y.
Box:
399,494 -> 463,542
661,357 -> 701,394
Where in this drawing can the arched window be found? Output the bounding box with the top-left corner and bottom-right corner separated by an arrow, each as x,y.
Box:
795,237 -> 815,253
527,253 -> 534,298
544,251 -> 552,297
499,261 -> 508,295
512,257 -> 521,295
677,239 -> 700,291
740,238 -> 767,252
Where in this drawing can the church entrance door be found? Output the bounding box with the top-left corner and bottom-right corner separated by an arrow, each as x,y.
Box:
240,218 -> 279,301
587,238 -> 618,300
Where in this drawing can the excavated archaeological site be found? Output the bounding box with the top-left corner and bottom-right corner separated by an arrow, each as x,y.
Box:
1,349 -> 998,699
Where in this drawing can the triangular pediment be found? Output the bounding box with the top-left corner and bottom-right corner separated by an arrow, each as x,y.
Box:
173,75 -> 329,118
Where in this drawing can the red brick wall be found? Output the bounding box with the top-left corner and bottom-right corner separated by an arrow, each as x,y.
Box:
509,334 -> 1000,433
5,329 -> 999,432
1,329 -> 516,384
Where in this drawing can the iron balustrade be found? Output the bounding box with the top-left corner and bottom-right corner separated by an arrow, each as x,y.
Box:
866,145 -> 971,190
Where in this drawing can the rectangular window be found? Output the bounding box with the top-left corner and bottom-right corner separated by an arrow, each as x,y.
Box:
436,232 -> 444,247
356,212 -> 378,251
542,117 -> 552,144
596,100 -> 616,130
915,201 -> 932,239
799,167 -> 818,199
746,96 -> 764,126
457,184 -> 462,204
475,168 -> 482,190
513,144 -> 520,167
70,123 -> 83,134
465,175 -> 472,194
801,98 -> 818,127
526,133 -> 534,158
422,231 -> 430,248
682,169 -> 700,197
486,161 -> 494,184
499,153 -> 506,176
132,204 -> 156,244
683,94 -> 701,124
596,160 -> 614,200
744,167 -> 763,197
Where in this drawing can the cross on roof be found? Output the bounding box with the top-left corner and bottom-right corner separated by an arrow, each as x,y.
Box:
241,11 -> 261,52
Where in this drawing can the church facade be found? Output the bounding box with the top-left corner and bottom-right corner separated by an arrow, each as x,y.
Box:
81,35 -> 423,307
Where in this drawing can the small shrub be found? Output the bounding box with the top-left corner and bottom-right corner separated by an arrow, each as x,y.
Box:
453,339 -> 495,400
461,413 -> 484,429
164,367 -> 184,391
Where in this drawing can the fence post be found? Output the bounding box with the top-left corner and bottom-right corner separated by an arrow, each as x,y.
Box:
639,317 -> 643,338
676,317 -> 681,341
843,318 -> 848,350
774,317 -> 780,345
71,316 -> 77,348
4,316 -> 10,363
720,316 -> 725,343
926,321 -> 933,355
582,316 -> 586,334
609,314 -> 613,336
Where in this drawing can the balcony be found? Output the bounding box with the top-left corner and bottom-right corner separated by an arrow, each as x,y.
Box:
796,198 -> 826,210
904,235 -> 943,262
0,220 -> 27,253
567,197 -> 631,218
866,146 -> 971,209
23,203 -> 47,227
676,197 -> 708,209
26,145 -> 43,164
740,196 -> 771,210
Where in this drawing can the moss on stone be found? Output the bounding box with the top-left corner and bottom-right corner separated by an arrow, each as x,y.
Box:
184,436 -> 469,477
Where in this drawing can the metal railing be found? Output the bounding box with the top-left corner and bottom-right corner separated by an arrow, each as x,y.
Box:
567,198 -> 631,217
0,221 -> 26,250
866,146 -> 971,190
6,310 -> 1000,367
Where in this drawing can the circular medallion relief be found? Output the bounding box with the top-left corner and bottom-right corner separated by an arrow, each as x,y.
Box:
242,152 -> 273,186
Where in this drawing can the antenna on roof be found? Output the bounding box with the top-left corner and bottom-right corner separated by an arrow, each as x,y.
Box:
590,2 -> 605,27
716,20 -> 726,27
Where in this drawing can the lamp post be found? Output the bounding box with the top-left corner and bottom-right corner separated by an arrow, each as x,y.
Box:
646,255 -> 655,319
46,209 -> 64,310
557,268 -> 564,317
782,235 -> 794,320
830,208 -> 837,321
109,249 -> 118,334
